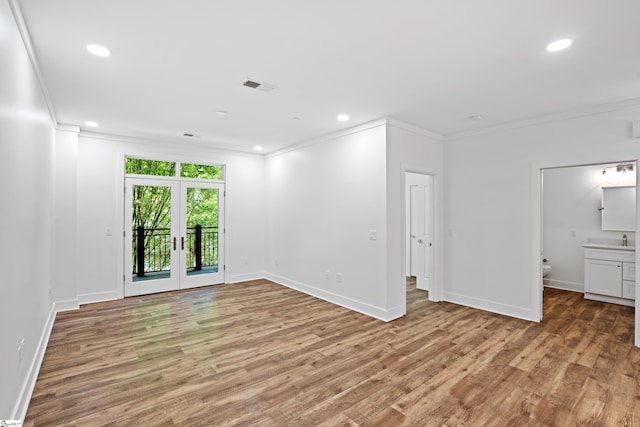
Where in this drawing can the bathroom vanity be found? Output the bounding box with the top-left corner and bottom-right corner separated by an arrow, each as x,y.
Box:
583,243 -> 635,307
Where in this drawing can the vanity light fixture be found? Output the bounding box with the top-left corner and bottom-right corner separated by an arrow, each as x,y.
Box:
337,114 -> 350,122
602,163 -> 635,175
617,163 -> 634,173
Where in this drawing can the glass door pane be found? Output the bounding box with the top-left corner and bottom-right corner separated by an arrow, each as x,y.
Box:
180,182 -> 224,288
125,178 -> 180,296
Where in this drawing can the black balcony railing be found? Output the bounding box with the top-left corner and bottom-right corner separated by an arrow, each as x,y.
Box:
132,226 -> 218,277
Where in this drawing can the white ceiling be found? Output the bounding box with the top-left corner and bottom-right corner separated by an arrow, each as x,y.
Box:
17,0 -> 640,153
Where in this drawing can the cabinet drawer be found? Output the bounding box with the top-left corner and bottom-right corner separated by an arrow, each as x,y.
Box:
585,248 -> 635,263
623,280 -> 636,300
623,262 -> 635,281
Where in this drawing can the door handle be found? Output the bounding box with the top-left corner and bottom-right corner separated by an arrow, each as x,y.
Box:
173,237 -> 176,251
181,237 -> 185,250
417,239 -> 423,244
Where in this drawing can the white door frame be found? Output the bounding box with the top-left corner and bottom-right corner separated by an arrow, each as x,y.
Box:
402,170 -> 439,313
124,176 -> 225,297
406,173 -> 434,291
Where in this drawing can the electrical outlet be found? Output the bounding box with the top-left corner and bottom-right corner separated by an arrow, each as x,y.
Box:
336,273 -> 343,283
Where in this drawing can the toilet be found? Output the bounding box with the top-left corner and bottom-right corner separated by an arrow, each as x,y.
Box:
543,264 -> 552,277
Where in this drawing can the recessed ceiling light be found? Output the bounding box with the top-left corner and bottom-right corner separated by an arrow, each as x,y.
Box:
468,115 -> 484,121
84,120 -> 99,127
86,44 -> 111,57
216,110 -> 228,116
337,114 -> 350,122
253,145 -> 264,151
546,38 -> 573,52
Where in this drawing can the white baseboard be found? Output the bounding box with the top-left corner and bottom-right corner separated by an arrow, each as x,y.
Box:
265,273 -> 403,322
442,291 -> 536,321
54,299 -> 79,312
11,304 -> 57,421
78,290 -> 120,305
544,279 -> 584,293
226,272 -> 266,284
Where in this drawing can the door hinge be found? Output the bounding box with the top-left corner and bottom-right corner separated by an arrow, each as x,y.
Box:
123,274 -> 125,282
224,265 -> 226,271
123,230 -> 126,238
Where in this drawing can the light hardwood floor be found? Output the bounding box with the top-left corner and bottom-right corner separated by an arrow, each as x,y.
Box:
25,280 -> 640,426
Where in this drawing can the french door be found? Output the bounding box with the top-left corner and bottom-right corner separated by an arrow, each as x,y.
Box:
124,177 -> 224,296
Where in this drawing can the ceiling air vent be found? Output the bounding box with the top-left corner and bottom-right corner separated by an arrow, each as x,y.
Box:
243,78 -> 278,93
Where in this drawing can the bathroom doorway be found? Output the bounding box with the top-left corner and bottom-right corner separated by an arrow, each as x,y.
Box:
539,161 -> 637,317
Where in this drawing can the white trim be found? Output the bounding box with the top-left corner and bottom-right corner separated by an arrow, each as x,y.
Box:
267,118 -> 388,158
80,130 -> 264,158
386,117 -> 444,141
446,97 -> 640,141
544,280 -> 584,293
77,290 -> 120,305
54,299 -> 80,312
227,272 -> 266,284
7,0 -> 58,127
265,273 -> 403,322
11,305 -> 56,421
56,124 -> 80,133
442,291 -> 536,322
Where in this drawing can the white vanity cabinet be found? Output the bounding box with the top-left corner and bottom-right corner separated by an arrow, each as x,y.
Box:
583,245 -> 635,307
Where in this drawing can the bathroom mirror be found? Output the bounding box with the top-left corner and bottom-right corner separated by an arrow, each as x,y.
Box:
601,186 -> 636,231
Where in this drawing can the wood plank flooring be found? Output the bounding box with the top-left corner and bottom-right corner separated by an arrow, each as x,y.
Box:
24,280 -> 640,426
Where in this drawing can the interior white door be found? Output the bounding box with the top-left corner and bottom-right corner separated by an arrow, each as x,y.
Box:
413,175 -> 433,292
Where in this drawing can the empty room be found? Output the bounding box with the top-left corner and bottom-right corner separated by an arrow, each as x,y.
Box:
2,0 -> 640,425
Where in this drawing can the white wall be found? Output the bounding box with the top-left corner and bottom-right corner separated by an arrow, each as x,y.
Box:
444,106 -> 640,325
265,122 -> 391,318
75,134 -> 267,303
264,119 -> 444,320
543,164 -> 636,292
52,127 -> 79,308
0,0 -> 56,418
386,122 -> 444,310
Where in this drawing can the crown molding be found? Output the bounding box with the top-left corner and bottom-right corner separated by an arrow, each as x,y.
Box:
8,0 -> 58,127
79,130 -> 264,159
56,124 -> 80,133
445,97 -> 640,141
267,118 -> 391,158
385,117 -> 444,141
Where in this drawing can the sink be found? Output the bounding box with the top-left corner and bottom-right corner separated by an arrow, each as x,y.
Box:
582,243 -> 635,251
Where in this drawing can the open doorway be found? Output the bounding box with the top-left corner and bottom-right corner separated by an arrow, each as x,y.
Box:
540,161 -> 637,318
405,172 -> 434,302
